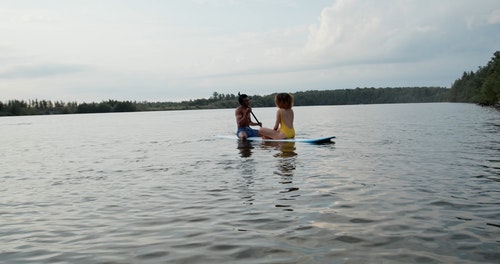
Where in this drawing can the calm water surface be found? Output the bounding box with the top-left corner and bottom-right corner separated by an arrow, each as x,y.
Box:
0,103 -> 499,263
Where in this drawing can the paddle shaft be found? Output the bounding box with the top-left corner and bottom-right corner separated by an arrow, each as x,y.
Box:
250,111 -> 262,127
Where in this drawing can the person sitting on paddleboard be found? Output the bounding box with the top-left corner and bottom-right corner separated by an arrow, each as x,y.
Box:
235,93 -> 262,140
259,93 -> 295,139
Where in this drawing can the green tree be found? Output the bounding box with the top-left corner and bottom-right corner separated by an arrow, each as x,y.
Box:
450,51 -> 500,105
479,51 -> 500,105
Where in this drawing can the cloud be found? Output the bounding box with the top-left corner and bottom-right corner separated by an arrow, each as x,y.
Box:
191,0 -> 500,81
304,0 -> 499,66
0,63 -> 90,79
488,9 -> 500,24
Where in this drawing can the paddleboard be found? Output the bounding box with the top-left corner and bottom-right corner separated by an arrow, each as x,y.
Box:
216,135 -> 335,144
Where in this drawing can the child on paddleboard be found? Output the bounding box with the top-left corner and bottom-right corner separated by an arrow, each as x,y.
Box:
259,93 -> 295,139
235,93 -> 262,140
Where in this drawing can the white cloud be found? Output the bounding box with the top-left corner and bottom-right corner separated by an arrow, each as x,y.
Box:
302,0 -> 499,71
306,0 -> 439,64
488,9 -> 500,24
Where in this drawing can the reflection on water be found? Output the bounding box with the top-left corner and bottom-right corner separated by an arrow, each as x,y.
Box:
262,142 -> 299,211
235,141 -> 257,204
237,140 -> 297,159
236,140 -> 299,210
273,142 -> 297,158
237,140 -> 254,158
267,142 -> 297,177
237,141 -> 298,177
240,141 -> 297,176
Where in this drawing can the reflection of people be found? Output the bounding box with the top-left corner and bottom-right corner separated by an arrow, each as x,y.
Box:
235,93 -> 262,140
259,93 -> 295,139
277,142 -> 297,158
237,141 -> 254,158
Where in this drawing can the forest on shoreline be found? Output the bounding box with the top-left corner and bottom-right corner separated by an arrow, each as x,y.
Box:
1,51 -> 498,116
0,87 -> 450,116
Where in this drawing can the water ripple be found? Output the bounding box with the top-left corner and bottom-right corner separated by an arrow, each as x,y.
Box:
1,104 -> 499,263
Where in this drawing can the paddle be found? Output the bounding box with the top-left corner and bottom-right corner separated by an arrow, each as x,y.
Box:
250,110 -> 262,127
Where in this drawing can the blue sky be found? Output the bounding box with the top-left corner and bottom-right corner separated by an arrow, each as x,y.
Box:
1,0 -> 499,102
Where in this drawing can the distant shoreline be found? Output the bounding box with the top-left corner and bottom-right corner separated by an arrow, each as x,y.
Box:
0,87 -> 454,117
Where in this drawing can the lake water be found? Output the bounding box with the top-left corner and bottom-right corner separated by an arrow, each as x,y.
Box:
0,103 -> 498,263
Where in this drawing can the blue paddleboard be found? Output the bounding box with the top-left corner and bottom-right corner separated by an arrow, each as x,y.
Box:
216,135 -> 335,144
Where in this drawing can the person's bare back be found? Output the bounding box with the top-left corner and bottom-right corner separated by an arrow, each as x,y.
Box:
279,108 -> 294,130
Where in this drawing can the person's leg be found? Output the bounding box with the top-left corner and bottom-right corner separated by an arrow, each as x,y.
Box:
258,127 -> 285,139
238,131 -> 248,140
237,128 -> 248,140
247,128 -> 260,138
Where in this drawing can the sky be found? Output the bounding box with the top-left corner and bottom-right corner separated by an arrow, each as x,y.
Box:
1,0 -> 499,102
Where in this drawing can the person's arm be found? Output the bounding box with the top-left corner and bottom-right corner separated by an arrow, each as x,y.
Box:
250,121 -> 260,126
248,108 -> 261,127
273,109 -> 280,130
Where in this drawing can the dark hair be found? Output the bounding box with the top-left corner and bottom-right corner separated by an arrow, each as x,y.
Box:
238,92 -> 249,105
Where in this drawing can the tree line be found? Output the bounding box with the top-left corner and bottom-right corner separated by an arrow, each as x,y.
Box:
0,87 -> 450,116
1,51 -> 498,116
449,51 -> 500,105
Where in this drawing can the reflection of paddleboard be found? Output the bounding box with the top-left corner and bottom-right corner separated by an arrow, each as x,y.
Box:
216,135 -> 335,144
